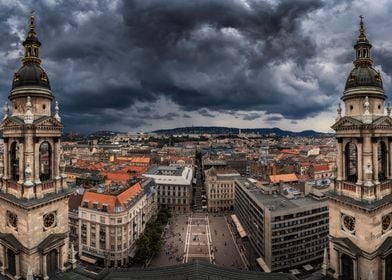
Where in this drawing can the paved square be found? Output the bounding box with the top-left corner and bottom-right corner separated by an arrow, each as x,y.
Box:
150,213 -> 247,270
184,216 -> 213,263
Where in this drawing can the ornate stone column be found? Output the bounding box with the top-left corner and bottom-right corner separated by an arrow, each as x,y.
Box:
353,258 -> 358,280
14,253 -> 20,279
389,139 -> 392,179
17,143 -> 24,184
0,245 -> 6,275
54,138 -> 61,191
385,138 -> 390,179
337,139 -> 343,180
3,140 -> 8,180
372,140 -> 379,184
54,138 -> 60,179
333,250 -> 341,279
42,254 -> 48,280
342,142 -> 347,181
357,141 -> 363,185
34,141 -> 40,185
58,247 -> 65,272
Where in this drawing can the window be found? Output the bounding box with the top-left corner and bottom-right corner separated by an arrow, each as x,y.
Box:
93,202 -> 98,210
102,204 -> 108,212
100,216 -> 106,223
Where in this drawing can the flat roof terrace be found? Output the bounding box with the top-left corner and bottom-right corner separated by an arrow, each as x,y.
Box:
235,178 -> 324,212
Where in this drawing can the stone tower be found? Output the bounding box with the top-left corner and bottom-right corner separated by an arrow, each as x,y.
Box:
329,17 -> 392,279
0,15 -> 72,279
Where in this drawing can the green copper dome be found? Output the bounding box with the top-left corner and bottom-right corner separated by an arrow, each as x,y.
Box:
344,17 -> 383,91
344,66 -> 383,90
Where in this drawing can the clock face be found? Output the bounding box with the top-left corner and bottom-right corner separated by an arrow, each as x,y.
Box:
342,214 -> 355,233
43,212 -> 56,228
7,212 -> 18,228
382,214 -> 392,232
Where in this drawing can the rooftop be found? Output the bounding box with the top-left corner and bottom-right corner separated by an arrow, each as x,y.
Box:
143,166 -> 193,185
50,261 -> 297,280
269,173 -> 298,184
236,178 -> 325,213
80,179 -> 155,213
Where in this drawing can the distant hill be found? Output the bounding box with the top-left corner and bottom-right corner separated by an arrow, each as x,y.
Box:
152,126 -> 333,137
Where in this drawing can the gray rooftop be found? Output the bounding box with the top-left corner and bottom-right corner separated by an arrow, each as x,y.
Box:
49,261 -> 297,280
144,165 -> 185,176
236,178 -> 324,213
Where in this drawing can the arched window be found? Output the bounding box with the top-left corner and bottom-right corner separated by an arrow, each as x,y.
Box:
39,142 -> 52,181
378,141 -> 387,181
345,142 -> 358,183
10,142 -> 19,181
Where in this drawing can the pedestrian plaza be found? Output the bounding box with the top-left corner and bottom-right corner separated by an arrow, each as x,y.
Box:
150,212 -> 246,270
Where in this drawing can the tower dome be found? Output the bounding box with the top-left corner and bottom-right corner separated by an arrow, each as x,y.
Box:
12,64 -> 51,90
344,66 -> 382,90
344,16 -> 383,92
11,14 -> 51,92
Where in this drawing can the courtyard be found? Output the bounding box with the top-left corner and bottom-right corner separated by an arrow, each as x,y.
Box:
149,212 -> 247,270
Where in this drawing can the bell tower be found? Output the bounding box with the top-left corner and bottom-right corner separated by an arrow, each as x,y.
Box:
0,14 -> 72,279
329,17 -> 392,279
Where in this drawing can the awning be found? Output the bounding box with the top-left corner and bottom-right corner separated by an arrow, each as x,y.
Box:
256,257 -> 271,272
289,269 -> 301,275
231,214 -> 247,238
303,264 -> 313,271
80,255 -> 97,264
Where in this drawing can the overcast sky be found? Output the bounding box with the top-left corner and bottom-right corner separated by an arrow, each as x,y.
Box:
0,0 -> 391,133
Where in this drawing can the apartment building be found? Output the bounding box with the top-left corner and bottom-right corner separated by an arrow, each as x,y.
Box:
143,166 -> 193,213
204,167 -> 240,212
234,178 -> 328,272
78,178 -> 157,267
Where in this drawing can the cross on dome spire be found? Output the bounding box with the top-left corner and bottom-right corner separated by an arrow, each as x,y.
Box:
354,15 -> 372,67
22,11 -> 42,65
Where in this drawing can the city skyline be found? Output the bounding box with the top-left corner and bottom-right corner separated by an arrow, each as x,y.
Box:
0,0 -> 392,133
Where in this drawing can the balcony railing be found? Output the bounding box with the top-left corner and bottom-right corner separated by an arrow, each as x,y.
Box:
6,181 -> 18,190
380,180 -> 391,192
41,180 -> 55,190
342,182 -> 356,193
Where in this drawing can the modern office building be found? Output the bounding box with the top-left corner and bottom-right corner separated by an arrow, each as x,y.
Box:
234,178 -> 328,272
143,166 -> 193,213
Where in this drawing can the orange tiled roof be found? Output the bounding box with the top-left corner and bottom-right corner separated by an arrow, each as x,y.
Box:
280,149 -> 299,155
81,182 -> 142,213
313,165 -> 329,172
118,165 -> 147,174
269,173 -> 298,184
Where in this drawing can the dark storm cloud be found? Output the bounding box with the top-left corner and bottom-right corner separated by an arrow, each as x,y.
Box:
265,115 -> 283,122
120,0 -> 326,117
198,108 -> 215,118
241,113 -> 262,121
2,0 -> 391,132
150,112 -> 180,121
